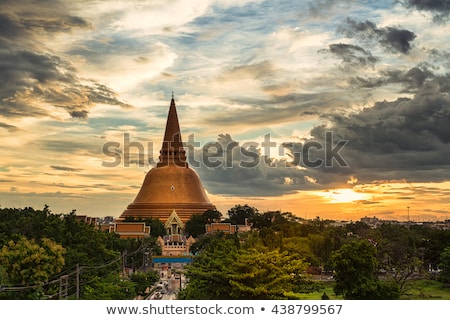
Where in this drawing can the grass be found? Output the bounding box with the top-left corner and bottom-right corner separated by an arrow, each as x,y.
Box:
295,279 -> 450,300
401,279 -> 450,300
290,282 -> 342,300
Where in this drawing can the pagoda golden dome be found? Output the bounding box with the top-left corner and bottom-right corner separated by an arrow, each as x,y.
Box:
119,96 -> 216,223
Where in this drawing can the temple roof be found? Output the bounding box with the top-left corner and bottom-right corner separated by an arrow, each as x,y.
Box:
164,210 -> 185,229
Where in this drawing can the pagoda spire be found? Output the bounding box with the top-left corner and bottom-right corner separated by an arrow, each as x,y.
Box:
157,95 -> 187,167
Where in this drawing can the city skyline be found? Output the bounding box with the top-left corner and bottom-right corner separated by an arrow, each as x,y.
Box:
1,0 -> 449,221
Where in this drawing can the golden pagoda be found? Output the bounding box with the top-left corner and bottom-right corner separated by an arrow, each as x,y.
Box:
118,95 -> 216,224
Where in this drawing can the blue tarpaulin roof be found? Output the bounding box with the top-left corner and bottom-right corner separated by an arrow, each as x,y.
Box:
152,256 -> 192,264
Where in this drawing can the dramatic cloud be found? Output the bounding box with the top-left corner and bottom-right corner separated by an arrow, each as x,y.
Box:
1,0 -> 449,219
307,75 -> 450,183
0,4 -> 131,120
319,43 -> 378,69
194,72 -> 450,197
188,133 -> 322,196
338,18 -> 417,54
349,66 -> 434,91
401,0 -> 450,21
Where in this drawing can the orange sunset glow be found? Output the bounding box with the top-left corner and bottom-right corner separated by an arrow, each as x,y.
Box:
0,1 -> 449,222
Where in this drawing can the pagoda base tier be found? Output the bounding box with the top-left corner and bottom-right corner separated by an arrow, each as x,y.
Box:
119,202 -> 216,223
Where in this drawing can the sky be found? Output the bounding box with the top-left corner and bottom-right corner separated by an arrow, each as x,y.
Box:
1,0 -> 450,221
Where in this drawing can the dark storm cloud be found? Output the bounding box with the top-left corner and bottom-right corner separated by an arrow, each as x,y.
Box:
196,74 -> 450,196
306,75 -> 450,183
190,133 -> 348,197
428,49 -> 450,68
69,110 -> 89,119
350,66 -> 434,91
384,67 -> 434,90
0,11 -> 28,40
0,3 -> 131,120
400,0 -> 450,21
189,135 -> 300,196
319,43 -> 379,68
338,18 -> 417,54
0,9 -> 91,49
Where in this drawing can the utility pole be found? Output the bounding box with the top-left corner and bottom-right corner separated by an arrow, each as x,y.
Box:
76,263 -> 80,300
59,275 -> 69,299
122,250 -> 127,277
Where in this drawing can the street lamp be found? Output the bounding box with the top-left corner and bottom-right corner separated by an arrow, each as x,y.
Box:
144,251 -> 149,272
143,248 -> 153,272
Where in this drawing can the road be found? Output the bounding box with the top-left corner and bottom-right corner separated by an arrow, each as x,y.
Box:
146,274 -> 186,300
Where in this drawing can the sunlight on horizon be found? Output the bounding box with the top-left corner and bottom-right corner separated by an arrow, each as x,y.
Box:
315,188 -> 372,204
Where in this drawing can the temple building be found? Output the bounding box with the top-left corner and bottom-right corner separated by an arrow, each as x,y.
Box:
111,96 -> 216,255
119,95 -> 215,223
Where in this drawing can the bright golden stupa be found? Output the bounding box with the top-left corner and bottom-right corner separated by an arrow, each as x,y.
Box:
119,96 -> 216,223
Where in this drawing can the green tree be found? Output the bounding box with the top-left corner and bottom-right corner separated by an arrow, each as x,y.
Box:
185,209 -> 223,238
0,237 -> 65,286
180,237 -> 239,299
0,206 -> 163,299
438,246 -> 450,284
0,236 -> 66,299
180,237 -> 310,299
331,239 -> 399,299
146,218 -> 166,237
375,223 -> 425,292
185,214 -> 209,238
282,236 -> 318,266
331,240 -> 377,298
227,204 -> 258,225
130,271 -> 159,296
82,273 -> 136,300
202,209 -> 223,223
226,249 -> 310,299
259,227 -> 283,250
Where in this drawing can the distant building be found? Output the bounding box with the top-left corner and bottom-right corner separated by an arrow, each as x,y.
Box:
205,222 -> 237,234
360,216 -> 379,225
75,215 -> 98,225
109,222 -> 151,239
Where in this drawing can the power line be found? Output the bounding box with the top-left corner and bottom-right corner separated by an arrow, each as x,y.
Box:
1,241 -> 156,298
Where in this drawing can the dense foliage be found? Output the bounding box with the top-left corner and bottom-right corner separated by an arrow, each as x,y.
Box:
1,204 -> 450,300
0,206 -> 160,299
185,209 -> 223,237
331,240 -> 400,299
179,235 -> 316,299
181,206 -> 450,300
